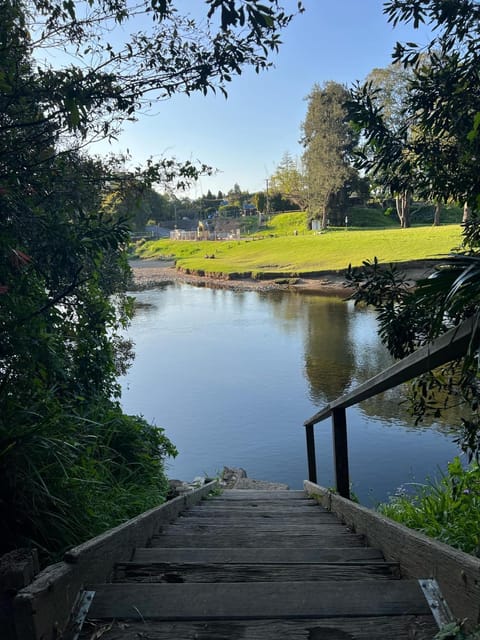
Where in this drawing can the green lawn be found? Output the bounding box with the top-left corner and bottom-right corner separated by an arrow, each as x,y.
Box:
136,223 -> 463,276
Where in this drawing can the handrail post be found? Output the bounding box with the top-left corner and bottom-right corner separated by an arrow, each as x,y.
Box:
305,424 -> 317,484
332,407 -> 350,499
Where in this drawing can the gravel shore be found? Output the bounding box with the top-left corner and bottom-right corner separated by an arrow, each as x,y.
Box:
129,259 -> 353,296
129,258 -> 439,296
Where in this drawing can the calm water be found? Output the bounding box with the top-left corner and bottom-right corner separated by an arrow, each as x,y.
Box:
120,283 -> 460,506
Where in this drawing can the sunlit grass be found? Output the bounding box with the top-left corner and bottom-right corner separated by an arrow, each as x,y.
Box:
137,224 -> 463,276
258,211 -> 312,235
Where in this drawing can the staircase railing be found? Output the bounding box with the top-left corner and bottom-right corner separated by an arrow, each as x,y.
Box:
303,316 -> 479,499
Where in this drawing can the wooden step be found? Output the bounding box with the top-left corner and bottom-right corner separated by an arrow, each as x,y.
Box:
180,509 -> 334,520
149,531 -> 365,548
133,547 -> 385,564
114,560 -> 400,583
77,490 -> 439,640
87,580 -> 431,620
203,499 -> 318,507
80,615 -> 439,639
217,490 -> 308,499
192,503 -> 321,512
161,523 -> 348,534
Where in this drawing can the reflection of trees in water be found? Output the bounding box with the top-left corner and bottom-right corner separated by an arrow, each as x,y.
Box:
138,286 -> 465,438
257,291 -> 308,335
359,385 -> 465,437
300,296 -> 463,437
348,309 -> 393,381
302,297 -> 355,403
347,310 -> 466,435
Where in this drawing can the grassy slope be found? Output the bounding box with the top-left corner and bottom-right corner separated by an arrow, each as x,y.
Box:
137,212 -> 463,276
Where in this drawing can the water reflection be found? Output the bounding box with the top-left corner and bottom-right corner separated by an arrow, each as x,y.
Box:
303,297 -> 355,402
120,283 -> 460,504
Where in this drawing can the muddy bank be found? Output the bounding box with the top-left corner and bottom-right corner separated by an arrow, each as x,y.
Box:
129,258 -> 439,296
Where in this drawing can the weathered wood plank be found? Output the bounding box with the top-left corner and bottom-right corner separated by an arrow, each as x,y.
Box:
162,523 -> 347,534
132,547 -> 385,564
0,549 -> 40,592
181,509 -> 332,519
203,503 -> 319,511
13,482 -> 217,640
218,490 -> 307,499
149,532 -> 365,548
305,481 -> 480,627
194,503 -> 321,511
86,580 -> 431,620
207,498 -> 316,505
114,561 -> 400,583
79,615 -> 439,640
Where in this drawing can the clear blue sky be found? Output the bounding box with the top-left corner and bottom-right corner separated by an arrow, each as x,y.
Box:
93,1 -> 430,198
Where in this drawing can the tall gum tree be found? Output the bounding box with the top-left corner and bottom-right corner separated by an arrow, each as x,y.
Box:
301,81 -> 359,229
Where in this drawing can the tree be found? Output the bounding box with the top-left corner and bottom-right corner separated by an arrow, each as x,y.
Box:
18,1 -> 303,144
345,0 -> 480,459
269,191 -> 299,212
252,191 -> 267,213
351,2 -> 480,221
229,183 -> 243,197
270,152 -> 308,210
0,0 -> 303,558
105,187 -> 170,230
356,64 -> 416,227
219,203 -> 241,217
301,82 -> 359,228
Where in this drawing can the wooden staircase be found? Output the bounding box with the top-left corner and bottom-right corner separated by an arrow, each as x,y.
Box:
81,489 -> 439,639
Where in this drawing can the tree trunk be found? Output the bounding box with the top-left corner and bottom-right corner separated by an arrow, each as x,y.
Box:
463,201 -> 471,223
323,190 -> 337,229
321,208 -> 328,230
395,191 -> 411,228
433,201 -> 442,226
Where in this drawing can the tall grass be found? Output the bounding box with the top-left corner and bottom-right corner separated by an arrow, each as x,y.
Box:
378,457 -> 480,555
0,395 -> 176,562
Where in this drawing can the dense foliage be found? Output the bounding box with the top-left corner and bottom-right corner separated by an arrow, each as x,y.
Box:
346,0 -> 480,459
383,0 -> 480,208
349,0 -> 480,211
354,63 -> 416,227
0,0 -> 301,560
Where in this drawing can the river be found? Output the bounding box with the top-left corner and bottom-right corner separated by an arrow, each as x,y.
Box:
119,283 -> 460,506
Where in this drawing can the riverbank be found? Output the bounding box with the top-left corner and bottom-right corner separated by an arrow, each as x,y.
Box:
129,258 -> 439,296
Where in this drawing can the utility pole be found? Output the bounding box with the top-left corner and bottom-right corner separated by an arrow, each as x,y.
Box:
265,178 -> 270,217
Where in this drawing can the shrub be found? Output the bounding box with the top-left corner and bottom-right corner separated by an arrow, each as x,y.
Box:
378,457 -> 480,555
0,396 -> 176,563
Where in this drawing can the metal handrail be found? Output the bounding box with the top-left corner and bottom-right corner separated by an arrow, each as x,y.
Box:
303,315 -> 479,498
